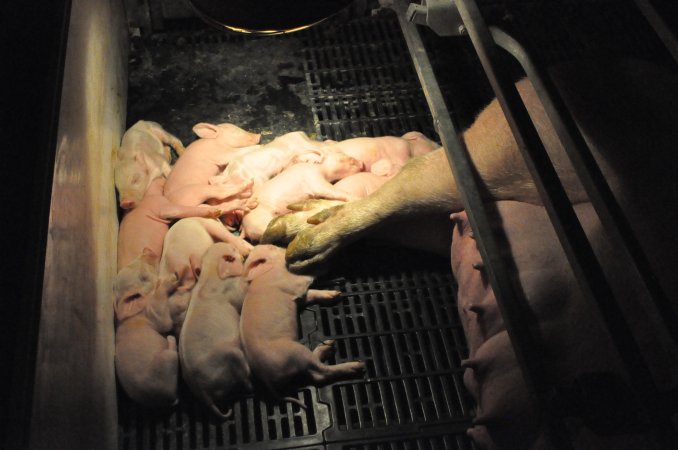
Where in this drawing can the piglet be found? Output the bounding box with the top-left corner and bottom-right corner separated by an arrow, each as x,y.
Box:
209,131 -> 329,191
113,248 -> 179,407
163,122 -> 260,211
117,177 -> 222,271
326,132 -> 438,177
159,217 -> 252,337
179,242 -> 251,419
115,120 -> 185,210
240,245 -> 366,402
240,150 -> 363,242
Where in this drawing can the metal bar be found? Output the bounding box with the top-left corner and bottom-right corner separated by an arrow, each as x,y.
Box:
454,0 -> 676,444
389,1 -> 575,448
490,25 -> 678,347
633,0 -> 678,64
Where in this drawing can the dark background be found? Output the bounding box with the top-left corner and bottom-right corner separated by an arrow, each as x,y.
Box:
1,1 -> 71,447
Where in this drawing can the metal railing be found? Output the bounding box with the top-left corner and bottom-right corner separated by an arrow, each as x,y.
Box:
389,0 -> 678,447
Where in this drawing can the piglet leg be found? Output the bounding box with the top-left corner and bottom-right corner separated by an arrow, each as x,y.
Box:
305,289 -> 342,305
158,203 -> 222,220
201,218 -> 254,257
168,180 -> 252,207
307,340 -> 366,386
309,183 -> 356,202
148,124 -> 186,156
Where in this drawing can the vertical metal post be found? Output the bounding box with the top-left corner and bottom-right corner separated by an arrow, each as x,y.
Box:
633,0 -> 678,64
489,25 -> 678,346
390,1 -> 575,448
453,0 -> 677,445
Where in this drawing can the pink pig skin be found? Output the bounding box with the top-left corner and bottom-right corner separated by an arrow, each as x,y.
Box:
240,150 -> 363,242
117,177 -> 221,271
240,245 -> 365,399
209,131 -> 329,190
262,170 -> 451,255
158,217 -> 252,337
113,249 -> 179,408
179,243 -> 251,419
260,172 -> 387,245
163,122 -> 260,211
326,132 -> 438,177
451,203 -> 678,450
115,120 -> 185,210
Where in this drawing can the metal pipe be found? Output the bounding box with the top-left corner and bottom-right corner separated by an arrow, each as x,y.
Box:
390,1 -> 575,448
453,0 -> 676,444
490,25 -> 678,347
633,0 -> 678,64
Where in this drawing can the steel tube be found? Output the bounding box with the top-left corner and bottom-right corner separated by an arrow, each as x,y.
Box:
391,1 -> 575,447
490,25 -> 678,347
633,0 -> 678,64
454,0 -> 676,444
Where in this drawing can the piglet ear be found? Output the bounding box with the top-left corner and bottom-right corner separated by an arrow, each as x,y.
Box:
193,123 -> 220,139
244,257 -> 272,281
218,254 -> 243,279
141,247 -> 160,266
176,263 -> 197,290
370,159 -> 392,177
114,290 -> 147,322
294,149 -> 324,164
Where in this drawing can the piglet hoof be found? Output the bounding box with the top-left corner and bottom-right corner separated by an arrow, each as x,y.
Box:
312,340 -> 336,362
343,360 -> 368,377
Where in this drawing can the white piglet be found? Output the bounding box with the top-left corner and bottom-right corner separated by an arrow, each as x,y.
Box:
240,245 -> 366,404
179,242 -> 251,419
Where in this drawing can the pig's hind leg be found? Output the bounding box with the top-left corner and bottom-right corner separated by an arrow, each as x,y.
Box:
308,340 -> 366,386
170,181 -> 252,207
148,123 -> 186,156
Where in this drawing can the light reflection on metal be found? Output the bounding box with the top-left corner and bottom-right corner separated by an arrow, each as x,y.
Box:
223,21 -> 320,35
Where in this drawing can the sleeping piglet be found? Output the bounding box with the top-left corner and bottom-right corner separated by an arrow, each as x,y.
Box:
113,248 -> 180,407
159,217 -> 252,337
208,131 -> 329,189
115,120 -> 185,210
179,242 -> 251,418
240,150 -> 363,242
325,131 -> 438,177
163,122 -> 260,212
117,177 -> 221,271
240,245 -> 366,401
